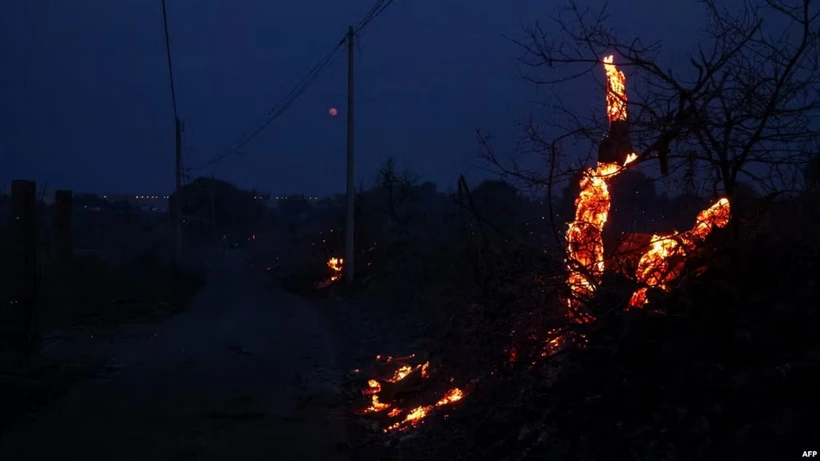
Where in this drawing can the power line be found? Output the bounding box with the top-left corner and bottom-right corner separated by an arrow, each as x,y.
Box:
355,0 -> 386,31
356,0 -> 396,34
188,40 -> 345,172
188,0 -> 400,174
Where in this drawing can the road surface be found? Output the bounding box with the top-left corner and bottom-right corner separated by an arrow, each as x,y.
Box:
0,249 -> 348,461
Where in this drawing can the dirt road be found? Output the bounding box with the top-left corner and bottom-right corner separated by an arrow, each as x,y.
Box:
0,249 -> 348,461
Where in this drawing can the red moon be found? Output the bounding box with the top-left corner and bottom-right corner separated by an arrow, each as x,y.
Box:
328,108 -> 338,116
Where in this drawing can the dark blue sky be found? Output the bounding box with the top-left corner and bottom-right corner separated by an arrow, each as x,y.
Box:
1,1 -> 706,196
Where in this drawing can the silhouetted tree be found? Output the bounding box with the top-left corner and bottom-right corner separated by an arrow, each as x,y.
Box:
277,195 -> 312,219
470,179 -> 532,237
482,0 -> 820,241
510,0 -> 820,200
805,153 -> 820,192
0,193 -> 9,226
73,194 -> 114,211
375,157 -> 420,227
170,177 -> 264,239
109,199 -> 133,213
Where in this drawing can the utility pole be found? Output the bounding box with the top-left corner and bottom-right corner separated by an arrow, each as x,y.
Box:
160,0 -> 182,264
345,25 -> 356,284
210,173 -> 216,240
175,117 -> 183,263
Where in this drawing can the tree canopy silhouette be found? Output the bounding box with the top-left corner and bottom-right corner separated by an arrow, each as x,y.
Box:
170,177 -> 264,238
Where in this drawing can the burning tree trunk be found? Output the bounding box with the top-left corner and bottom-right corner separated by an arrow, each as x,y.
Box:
563,55 -> 636,323
564,55 -> 731,315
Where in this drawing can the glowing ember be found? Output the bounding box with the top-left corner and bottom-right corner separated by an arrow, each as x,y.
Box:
315,257 -> 345,289
357,358 -> 432,417
364,379 -> 381,394
602,55 -> 627,122
367,395 -> 390,413
435,388 -> 464,406
387,365 -> 414,383
383,388 -> 465,432
542,329 -> 573,357
383,361 -> 428,383
361,379 -> 391,413
385,406 -> 429,432
328,257 -> 343,282
628,198 -> 730,308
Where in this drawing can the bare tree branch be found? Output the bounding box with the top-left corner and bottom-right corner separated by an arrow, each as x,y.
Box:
503,0 -> 819,201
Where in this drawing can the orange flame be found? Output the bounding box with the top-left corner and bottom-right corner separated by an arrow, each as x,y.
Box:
359,359 -> 432,416
435,388 -> 464,406
360,356 -> 459,432
328,257 -> 343,282
383,388 -> 465,432
385,362 -> 428,383
316,257 -> 345,288
362,379 -> 391,413
386,365 -> 414,383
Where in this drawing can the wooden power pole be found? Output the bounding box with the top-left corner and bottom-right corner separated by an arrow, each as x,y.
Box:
210,173 -> 216,240
345,25 -> 356,284
160,0 -> 182,264
175,117 -> 183,263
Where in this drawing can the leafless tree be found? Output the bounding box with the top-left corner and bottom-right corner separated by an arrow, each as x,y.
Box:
375,157 -> 419,227
487,0 -> 820,211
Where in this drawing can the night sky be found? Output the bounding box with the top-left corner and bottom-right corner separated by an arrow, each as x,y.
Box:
2,1 -> 708,196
